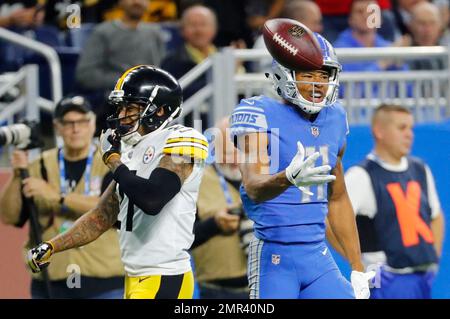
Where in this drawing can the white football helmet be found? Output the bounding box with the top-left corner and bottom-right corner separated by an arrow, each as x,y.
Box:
267,33 -> 341,114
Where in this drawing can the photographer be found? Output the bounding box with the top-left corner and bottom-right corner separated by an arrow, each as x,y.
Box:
0,96 -> 124,299
191,117 -> 252,299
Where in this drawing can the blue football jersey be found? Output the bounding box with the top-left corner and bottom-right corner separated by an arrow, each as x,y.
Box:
230,96 -> 349,243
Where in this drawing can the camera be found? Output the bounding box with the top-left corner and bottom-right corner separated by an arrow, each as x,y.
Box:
228,207 -> 244,217
0,121 -> 41,149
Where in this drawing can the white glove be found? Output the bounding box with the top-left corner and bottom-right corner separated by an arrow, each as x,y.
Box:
285,141 -> 336,195
351,270 -> 376,299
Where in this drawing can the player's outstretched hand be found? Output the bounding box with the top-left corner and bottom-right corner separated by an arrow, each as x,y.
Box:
27,242 -> 54,273
285,141 -> 336,195
351,270 -> 376,299
100,128 -> 121,165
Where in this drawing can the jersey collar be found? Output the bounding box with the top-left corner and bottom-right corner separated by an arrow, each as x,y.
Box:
367,152 -> 408,172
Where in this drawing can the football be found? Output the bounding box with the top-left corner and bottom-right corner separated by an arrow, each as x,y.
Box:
263,18 -> 323,71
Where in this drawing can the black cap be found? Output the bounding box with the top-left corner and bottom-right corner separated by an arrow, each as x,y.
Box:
54,96 -> 92,119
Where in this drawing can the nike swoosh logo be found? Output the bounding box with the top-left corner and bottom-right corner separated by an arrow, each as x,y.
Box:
292,169 -> 301,179
138,276 -> 151,283
321,247 -> 328,255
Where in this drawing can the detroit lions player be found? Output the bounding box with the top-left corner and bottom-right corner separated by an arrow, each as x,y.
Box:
27,65 -> 208,299
230,32 -> 374,299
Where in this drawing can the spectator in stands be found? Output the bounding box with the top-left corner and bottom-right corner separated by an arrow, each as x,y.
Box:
315,0 -> 398,43
335,0 -> 394,70
0,1 -> 45,28
161,4 -> 246,126
161,5 -> 216,99
75,0 -> 165,132
345,104 -> 445,299
253,0 -> 323,72
409,1 -> 444,46
191,117 -> 252,299
392,0 -> 427,37
281,0 -> 324,34
0,96 -> 124,299
161,4 -> 219,127
405,1 -> 446,70
334,0 -> 408,98
435,0 -> 450,46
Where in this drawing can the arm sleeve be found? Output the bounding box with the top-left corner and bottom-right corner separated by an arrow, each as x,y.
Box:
425,164 -> 442,219
113,165 -> 181,216
100,172 -> 114,194
229,97 -> 269,150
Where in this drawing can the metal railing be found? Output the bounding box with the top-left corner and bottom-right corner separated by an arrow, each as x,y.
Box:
177,46 -> 450,127
0,65 -> 40,123
0,27 -> 62,104
0,27 -> 63,125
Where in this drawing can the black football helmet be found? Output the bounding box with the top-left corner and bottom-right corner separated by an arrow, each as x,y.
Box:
107,65 -> 183,141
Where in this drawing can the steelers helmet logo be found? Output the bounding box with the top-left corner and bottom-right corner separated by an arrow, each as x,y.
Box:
143,146 -> 155,164
288,25 -> 305,38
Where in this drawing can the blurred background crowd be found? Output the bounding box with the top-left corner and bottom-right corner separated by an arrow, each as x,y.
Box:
0,0 -> 449,135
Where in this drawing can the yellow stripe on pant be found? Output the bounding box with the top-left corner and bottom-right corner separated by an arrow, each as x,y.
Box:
124,271 -> 194,299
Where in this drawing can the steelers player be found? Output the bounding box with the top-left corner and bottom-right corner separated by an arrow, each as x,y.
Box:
27,65 -> 209,299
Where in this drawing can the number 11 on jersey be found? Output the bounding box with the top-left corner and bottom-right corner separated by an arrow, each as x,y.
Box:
301,145 -> 329,203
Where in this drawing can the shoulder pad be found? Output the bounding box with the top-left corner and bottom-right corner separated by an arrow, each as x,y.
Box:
162,126 -> 208,161
230,97 -> 268,138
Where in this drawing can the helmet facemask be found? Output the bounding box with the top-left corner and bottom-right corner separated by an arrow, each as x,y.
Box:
268,60 -> 340,114
107,85 -> 183,145
107,86 -> 161,145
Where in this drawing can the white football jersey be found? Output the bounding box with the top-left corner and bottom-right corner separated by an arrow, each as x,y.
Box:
116,125 -> 208,276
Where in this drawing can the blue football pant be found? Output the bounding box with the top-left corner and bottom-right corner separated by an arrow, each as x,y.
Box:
248,238 -> 354,299
370,267 -> 435,299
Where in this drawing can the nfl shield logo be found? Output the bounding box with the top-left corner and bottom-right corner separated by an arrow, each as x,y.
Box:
311,126 -> 320,137
271,254 -> 281,265
288,25 -> 305,38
